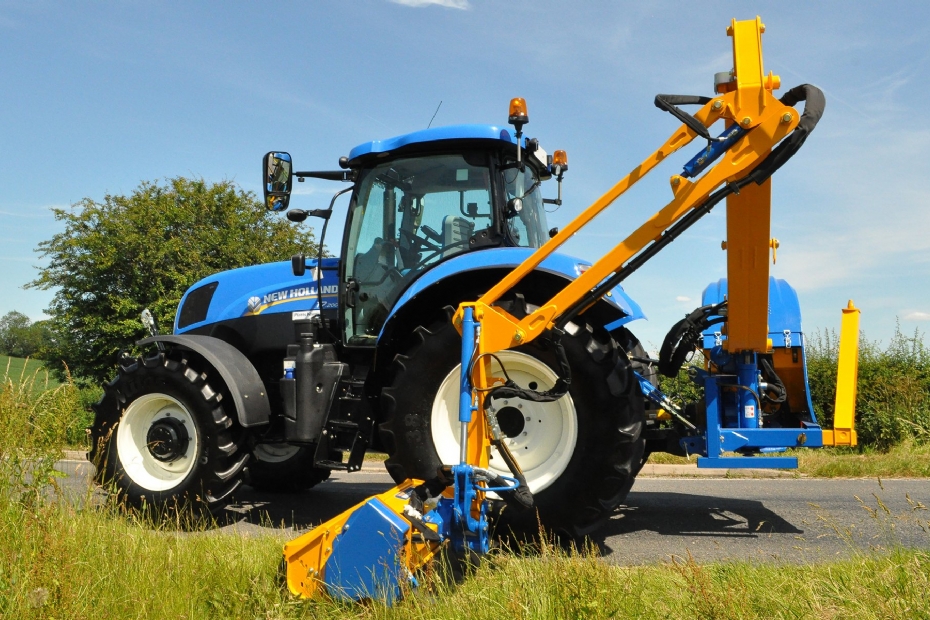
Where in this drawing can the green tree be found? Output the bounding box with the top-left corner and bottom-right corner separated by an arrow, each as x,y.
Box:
0,311 -> 51,359
29,177 -> 319,383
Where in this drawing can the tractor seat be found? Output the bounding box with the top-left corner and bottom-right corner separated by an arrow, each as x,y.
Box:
441,216 -> 474,258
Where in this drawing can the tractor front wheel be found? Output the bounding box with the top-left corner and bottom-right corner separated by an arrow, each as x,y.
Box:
90,351 -> 249,514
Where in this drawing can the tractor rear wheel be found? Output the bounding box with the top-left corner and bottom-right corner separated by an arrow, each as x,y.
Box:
379,315 -> 645,539
90,351 -> 249,514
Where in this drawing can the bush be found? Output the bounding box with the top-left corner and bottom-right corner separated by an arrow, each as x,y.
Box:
658,350 -> 705,406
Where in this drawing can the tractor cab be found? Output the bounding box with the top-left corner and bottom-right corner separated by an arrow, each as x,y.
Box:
341,127 -> 555,345
263,98 -> 568,347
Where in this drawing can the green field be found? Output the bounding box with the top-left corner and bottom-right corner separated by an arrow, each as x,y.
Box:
0,354 -> 59,389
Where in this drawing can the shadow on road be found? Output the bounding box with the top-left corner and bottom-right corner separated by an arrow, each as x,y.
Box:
220,477 -> 396,531
219,484 -> 804,553
588,490 -> 804,556
58,460 -> 809,553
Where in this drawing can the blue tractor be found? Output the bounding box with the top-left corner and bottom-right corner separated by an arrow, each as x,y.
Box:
90,116 -> 656,537
91,79 -> 845,546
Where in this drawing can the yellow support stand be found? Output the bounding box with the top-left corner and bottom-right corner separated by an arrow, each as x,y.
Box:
823,300 -> 860,446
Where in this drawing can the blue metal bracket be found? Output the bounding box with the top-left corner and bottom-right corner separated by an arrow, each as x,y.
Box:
447,305 -> 490,557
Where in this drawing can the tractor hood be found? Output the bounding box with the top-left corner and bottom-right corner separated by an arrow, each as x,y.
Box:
174,258 -> 340,334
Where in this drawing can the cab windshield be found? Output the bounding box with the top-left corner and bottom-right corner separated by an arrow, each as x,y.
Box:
344,152 -> 493,342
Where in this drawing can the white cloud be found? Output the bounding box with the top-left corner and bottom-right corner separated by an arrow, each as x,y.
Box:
291,184 -> 340,197
675,296 -> 691,302
0,208 -> 59,218
904,311 -> 930,321
390,0 -> 469,8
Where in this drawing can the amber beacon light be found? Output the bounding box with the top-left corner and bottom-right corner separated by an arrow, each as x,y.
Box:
508,97 -> 528,128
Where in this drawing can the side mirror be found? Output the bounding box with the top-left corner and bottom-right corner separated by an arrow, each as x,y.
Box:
263,151 -> 293,212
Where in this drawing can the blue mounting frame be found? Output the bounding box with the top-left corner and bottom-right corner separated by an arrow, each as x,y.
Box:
639,277 -> 826,470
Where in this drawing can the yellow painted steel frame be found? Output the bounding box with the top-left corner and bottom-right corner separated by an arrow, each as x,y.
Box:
823,301 -> 861,446
283,479 -> 444,599
282,16 -> 823,601
453,17 -> 796,360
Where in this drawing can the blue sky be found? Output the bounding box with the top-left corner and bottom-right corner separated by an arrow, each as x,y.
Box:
2,0 -> 928,351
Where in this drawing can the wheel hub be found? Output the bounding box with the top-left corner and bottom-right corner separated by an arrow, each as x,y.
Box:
431,350 -> 578,494
146,417 -> 190,463
495,406 -> 526,438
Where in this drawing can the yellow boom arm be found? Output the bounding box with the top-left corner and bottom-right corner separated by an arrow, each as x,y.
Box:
454,17 -> 798,358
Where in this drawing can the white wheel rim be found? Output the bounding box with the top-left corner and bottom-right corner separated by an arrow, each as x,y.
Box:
431,350 -> 578,495
115,393 -> 200,492
253,443 -> 301,463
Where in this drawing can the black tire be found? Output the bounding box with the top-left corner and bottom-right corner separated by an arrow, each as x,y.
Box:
90,351 -> 249,514
245,444 -> 333,492
613,326 -> 656,472
379,315 -> 645,539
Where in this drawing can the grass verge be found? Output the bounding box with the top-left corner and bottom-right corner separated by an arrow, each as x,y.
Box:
647,442 -> 930,478
2,365 -> 930,618
1,494 -> 928,619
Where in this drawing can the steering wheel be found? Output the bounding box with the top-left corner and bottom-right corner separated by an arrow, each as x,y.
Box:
399,228 -> 440,253
407,239 -> 472,271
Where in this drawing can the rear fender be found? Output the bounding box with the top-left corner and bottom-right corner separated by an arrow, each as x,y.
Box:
138,335 -> 270,428
379,247 -> 645,344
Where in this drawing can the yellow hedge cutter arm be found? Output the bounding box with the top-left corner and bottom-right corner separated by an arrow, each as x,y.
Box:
283,16 -> 843,604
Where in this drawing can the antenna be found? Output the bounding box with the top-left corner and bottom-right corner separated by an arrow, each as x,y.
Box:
427,100 -> 443,129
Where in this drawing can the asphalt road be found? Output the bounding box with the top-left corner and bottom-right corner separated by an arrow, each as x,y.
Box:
55,460 -> 930,565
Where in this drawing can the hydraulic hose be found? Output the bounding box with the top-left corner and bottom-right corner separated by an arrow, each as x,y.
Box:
555,84 -> 825,331
479,332 -> 572,404
658,301 -> 727,377
654,95 -> 714,141
488,85 -> 825,418
747,84 -> 826,184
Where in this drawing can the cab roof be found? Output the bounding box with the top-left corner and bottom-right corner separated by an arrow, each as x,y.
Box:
348,124 -> 518,162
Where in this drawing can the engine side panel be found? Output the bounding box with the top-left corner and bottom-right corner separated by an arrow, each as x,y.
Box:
174,257 -> 340,335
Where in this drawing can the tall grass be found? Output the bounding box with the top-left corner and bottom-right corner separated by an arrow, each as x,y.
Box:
0,364 -> 83,506
1,361 -> 929,618
0,357 -> 97,449
1,499 -> 927,619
